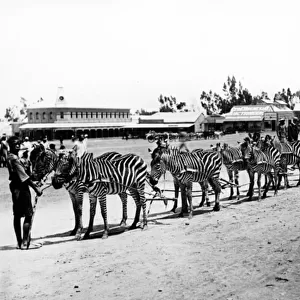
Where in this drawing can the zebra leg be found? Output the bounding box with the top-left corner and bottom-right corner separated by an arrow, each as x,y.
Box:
262,173 -> 272,199
234,170 -> 240,200
139,190 -> 148,230
297,161 -> 300,186
171,178 -> 179,213
119,192 -> 128,227
246,171 -> 254,200
228,170 -> 234,200
187,182 -> 193,219
199,181 -> 210,207
68,191 -> 79,236
208,178 -> 221,211
178,184 -> 188,217
82,194 -> 97,240
99,195 -> 109,239
129,190 -> 142,230
257,173 -> 262,201
74,192 -> 84,240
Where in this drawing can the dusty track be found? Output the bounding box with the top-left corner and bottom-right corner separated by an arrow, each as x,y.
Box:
1,135 -> 299,300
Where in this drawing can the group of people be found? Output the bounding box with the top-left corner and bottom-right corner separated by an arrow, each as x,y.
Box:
277,116 -> 299,143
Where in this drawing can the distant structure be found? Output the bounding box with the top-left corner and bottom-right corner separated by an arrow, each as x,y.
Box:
18,88 -> 132,140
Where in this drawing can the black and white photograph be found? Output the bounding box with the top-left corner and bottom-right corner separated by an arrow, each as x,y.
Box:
0,0 -> 299,299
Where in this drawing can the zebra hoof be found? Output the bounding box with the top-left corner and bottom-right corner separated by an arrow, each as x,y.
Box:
102,232 -> 108,239
213,204 -> 220,211
75,233 -> 82,241
262,194 -> 267,199
206,202 -> 211,207
70,228 -> 78,236
82,232 -> 90,240
170,208 -> 177,213
228,196 -> 233,200
119,221 -> 127,228
178,212 -> 184,218
198,202 -> 204,208
142,224 -> 148,231
188,214 -> 193,220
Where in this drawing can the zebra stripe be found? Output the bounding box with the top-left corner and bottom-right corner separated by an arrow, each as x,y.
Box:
241,139 -> 281,201
149,147 -> 222,218
73,151 -> 148,238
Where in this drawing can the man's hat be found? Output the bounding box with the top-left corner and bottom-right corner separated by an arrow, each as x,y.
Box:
24,136 -> 29,140
279,118 -> 285,122
7,136 -> 20,147
293,116 -> 298,121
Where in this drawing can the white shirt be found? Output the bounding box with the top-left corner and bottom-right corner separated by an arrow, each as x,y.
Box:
73,140 -> 86,158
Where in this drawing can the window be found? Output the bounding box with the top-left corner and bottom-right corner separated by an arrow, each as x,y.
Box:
96,112 -> 98,118
76,112 -> 78,118
110,113 -> 112,118
70,112 -> 73,118
60,112 -> 64,119
86,112 -> 88,118
49,112 -> 53,120
36,112 -> 39,120
91,112 -> 93,118
29,112 -> 33,120
119,112 -> 121,118
81,112 -> 83,118
106,112 -> 108,118
114,112 -> 117,118
101,112 -> 103,118
122,112 -> 124,118
43,112 -> 46,120
127,113 -> 129,118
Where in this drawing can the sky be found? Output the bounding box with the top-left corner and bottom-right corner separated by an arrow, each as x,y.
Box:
0,0 -> 299,117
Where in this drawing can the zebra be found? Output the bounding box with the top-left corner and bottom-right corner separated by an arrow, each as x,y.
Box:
30,145 -> 124,240
264,135 -> 300,188
148,146 -> 210,214
213,142 -> 249,200
149,147 -> 222,219
240,137 -> 281,201
52,151 -> 148,239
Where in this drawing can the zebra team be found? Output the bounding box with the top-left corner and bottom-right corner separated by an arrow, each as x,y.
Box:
29,132 -> 300,239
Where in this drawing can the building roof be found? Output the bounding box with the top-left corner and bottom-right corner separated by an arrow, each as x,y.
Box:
123,123 -> 194,129
28,99 -> 130,110
138,112 -> 202,123
19,122 -> 129,130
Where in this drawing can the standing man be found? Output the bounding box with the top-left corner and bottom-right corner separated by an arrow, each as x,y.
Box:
277,118 -> 288,143
6,136 -> 42,250
73,134 -> 87,158
288,117 -> 299,143
42,136 -> 49,150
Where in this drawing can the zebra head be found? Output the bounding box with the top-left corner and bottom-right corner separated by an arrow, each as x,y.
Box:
31,147 -> 57,182
52,150 -> 78,189
240,139 -> 252,162
149,147 -> 166,186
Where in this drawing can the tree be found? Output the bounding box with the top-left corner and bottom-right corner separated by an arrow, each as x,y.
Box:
158,94 -> 186,112
4,97 -> 29,122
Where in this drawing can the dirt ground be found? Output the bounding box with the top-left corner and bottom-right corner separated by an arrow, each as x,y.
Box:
0,134 -> 300,300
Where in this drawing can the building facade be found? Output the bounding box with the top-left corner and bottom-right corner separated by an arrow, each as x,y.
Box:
19,92 -> 132,140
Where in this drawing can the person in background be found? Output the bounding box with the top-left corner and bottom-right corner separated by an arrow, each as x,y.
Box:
19,136 -> 32,159
179,131 -> 189,152
49,143 -> 57,153
277,118 -> 288,143
83,134 -> 88,150
288,117 -> 299,143
59,135 -> 64,148
73,134 -> 86,158
6,136 -> 42,250
0,135 -> 9,167
41,136 -> 49,150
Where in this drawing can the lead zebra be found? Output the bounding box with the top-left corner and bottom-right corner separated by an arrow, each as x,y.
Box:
240,138 -> 281,201
30,146 -> 126,239
149,147 -> 222,219
52,151 -> 148,239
